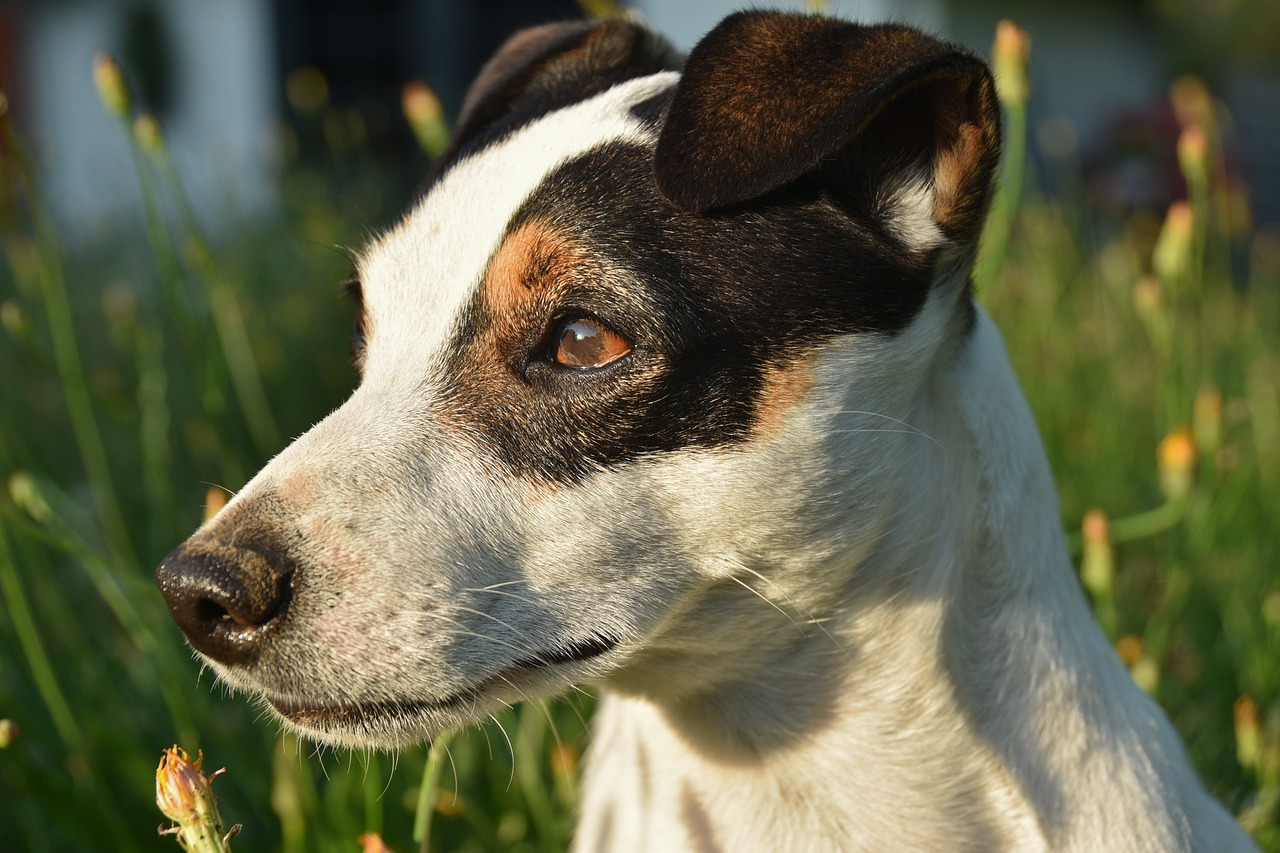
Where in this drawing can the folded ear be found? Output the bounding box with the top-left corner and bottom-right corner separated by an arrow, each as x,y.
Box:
654,12 -> 1001,250
445,18 -> 681,157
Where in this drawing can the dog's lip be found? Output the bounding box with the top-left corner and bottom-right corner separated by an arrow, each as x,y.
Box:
266,634 -> 618,729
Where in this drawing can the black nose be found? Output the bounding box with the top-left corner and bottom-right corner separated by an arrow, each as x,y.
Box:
156,538 -> 294,665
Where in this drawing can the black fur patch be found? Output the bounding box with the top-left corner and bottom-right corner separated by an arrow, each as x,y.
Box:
420,19 -> 681,194
437,140 -> 936,484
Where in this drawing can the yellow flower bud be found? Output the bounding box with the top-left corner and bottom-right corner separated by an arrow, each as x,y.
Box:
1,301 -> 27,339
8,472 -> 53,524
1153,201 -> 1193,286
1157,427 -> 1196,502
203,486 -> 229,523
156,746 -> 240,851
0,719 -> 18,748
1235,696 -> 1260,772
134,114 -> 165,157
1115,634 -> 1144,667
1080,508 -> 1114,599
92,53 -> 132,119
992,21 -> 1031,107
402,80 -> 449,159
1177,123 -> 1209,190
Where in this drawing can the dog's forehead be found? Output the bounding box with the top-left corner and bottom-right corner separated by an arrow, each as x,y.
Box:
355,72 -> 679,380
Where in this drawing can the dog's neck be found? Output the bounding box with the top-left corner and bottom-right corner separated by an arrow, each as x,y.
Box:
574,307 -> 1244,852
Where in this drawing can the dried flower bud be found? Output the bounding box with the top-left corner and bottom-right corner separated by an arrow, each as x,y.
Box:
992,21 -> 1031,107
93,53 -> 132,119
1080,508 -> 1114,599
156,746 -> 240,851
1157,427 -> 1196,503
1153,202 -> 1193,286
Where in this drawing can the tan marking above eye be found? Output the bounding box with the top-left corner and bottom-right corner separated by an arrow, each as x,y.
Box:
554,318 -> 631,368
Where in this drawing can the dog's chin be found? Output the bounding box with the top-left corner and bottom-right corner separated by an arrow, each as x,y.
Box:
230,634 -> 622,751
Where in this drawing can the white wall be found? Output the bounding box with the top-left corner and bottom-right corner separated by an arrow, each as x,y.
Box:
24,0 -> 275,240
634,0 -> 945,51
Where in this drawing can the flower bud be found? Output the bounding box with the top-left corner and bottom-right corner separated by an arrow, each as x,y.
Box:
1157,427 -> 1196,502
1080,508 -> 1114,599
93,53 -> 132,119
992,21 -> 1031,108
358,833 -> 395,853
156,746 -> 239,851
1153,201 -> 1193,286
1,301 -> 27,339
1177,123 -> 1209,191
1235,696 -> 1260,773
0,719 -> 18,748
1193,385 -> 1222,456
402,80 -> 449,158
134,114 -> 165,157
8,472 -> 53,524
1170,75 -> 1213,131
203,486 -> 229,523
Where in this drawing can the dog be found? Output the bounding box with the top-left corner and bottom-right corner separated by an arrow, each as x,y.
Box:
157,11 -> 1256,851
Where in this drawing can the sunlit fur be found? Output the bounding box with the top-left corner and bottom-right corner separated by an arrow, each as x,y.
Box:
184,66 -> 1252,853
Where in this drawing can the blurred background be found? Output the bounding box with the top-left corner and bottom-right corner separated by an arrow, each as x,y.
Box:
1,1 -> 1278,851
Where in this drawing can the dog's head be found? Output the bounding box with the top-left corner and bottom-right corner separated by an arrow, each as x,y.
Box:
157,12 -> 1000,749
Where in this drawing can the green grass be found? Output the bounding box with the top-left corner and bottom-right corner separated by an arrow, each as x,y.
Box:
2,29 -> 1279,853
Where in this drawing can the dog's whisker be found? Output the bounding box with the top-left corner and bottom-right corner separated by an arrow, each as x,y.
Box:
419,611 -> 534,658
460,585 -> 546,609
451,604 -> 532,641
828,409 -> 942,447
723,574 -> 808,637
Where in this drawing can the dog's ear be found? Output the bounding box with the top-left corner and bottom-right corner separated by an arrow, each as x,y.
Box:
654,12 -> 1001,248
446,18 -> 681,154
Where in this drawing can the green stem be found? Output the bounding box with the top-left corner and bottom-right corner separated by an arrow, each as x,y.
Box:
0,521 -> 83,750
3,124 -> 137,566
974,97 -> 1028,289
414,731 -> 454,853
152,144 -> 281,456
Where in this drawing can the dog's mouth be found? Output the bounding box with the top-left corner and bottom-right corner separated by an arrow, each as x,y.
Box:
265,634 -> 618,739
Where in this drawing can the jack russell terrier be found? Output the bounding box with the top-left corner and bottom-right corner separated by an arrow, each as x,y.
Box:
158,11 -> 1255,851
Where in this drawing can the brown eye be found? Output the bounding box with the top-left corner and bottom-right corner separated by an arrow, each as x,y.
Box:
552,317 -> 631,369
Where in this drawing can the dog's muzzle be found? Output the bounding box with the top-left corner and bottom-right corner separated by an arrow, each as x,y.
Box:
156,536 -> 295,665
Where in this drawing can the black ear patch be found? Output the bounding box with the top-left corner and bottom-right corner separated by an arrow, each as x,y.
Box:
654,12 -> 1000,245
431,18 -> 681,176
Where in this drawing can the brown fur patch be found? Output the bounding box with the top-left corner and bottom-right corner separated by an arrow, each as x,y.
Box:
752,359 -> 817,439
478,221 -> 590,346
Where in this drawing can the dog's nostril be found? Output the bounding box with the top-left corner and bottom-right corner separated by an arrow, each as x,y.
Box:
156,541 -> 294,666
